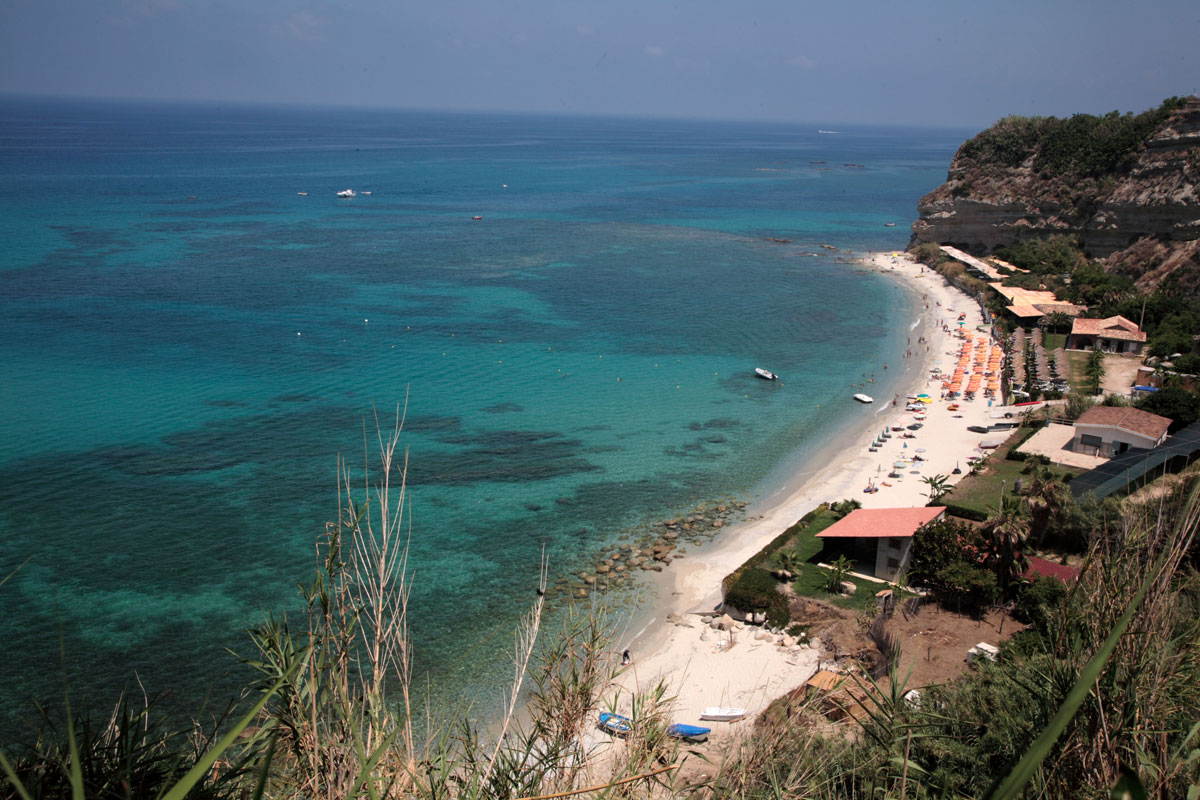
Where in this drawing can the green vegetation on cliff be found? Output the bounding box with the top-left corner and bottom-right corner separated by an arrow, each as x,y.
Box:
958,97 -> 1186,177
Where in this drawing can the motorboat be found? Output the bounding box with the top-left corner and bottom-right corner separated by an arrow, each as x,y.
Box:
755,368 -> 778,381
598,712 -> 632,737
853,393 -> 874,404
667,722 -> 711,742
884,222 -> 896,227
337,189 -> 356,198
700,707 -> 747,722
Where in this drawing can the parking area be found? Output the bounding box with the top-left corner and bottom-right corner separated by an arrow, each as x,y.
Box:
1019,423 -> 1109,470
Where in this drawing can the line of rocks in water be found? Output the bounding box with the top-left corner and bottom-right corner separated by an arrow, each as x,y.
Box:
562,499 -> 752,600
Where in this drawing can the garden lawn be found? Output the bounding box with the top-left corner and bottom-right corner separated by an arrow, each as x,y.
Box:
941,427 -> 1079,517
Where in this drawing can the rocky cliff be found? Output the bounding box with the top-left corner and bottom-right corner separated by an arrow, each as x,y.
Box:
910,96 -> 1200,292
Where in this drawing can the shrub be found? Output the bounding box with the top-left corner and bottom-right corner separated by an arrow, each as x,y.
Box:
1170,353 -> 1200,375
1014,575 -> 1068,632
935,562 -> 1000,616
1137,386 -> 1200,431
830,498 -> 862,517
1032,99 -> 1184,178
958,115 -> 1049,167
942,503 -> 989,522
908,517 -> 983,589
1007,450 -> 1050,465
994,235 -> 1084,274
723,567 -> 790,628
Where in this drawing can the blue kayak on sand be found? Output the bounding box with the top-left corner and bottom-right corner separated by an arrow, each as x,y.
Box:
598,712 -> 711,742
666,722 -> 711,742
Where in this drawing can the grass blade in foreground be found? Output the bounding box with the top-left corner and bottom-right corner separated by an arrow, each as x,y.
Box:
159,666 -> 297,800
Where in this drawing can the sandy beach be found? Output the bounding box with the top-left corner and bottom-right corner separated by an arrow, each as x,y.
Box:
600,250 -> 1004,744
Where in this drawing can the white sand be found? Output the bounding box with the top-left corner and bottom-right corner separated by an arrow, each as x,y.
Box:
606,251 -> 1003,735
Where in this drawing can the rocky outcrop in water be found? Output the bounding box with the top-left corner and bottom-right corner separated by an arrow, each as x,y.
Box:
910,96 -> 1200,293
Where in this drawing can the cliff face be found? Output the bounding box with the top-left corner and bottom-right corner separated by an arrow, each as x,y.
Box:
911,97 -> 1200,292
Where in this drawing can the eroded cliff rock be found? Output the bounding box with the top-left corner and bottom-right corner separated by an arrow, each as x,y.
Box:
911,96 -> 1200,293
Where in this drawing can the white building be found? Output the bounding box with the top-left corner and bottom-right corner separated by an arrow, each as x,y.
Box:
1070,406 -> 1171,458
815,506 -> 947,583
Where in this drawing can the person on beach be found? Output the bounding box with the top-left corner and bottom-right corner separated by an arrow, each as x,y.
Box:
621,649 -> 631,666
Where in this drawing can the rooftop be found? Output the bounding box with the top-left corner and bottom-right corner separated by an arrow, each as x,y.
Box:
1024,556 -> 1081,584
816,506 -> 946,540
988,283 -> 1082,319
1069,315 -> 1147,342
1070,421 -> 1200,499
1075,406 -> 1172,440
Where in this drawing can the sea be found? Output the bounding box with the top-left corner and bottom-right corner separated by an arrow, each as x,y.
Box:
0,96 -> 970,736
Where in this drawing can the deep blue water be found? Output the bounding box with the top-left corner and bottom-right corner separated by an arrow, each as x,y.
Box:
0,96 -> 968,734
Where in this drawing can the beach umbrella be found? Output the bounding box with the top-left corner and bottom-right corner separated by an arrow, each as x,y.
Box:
893,461 -> 907,468
903,441 -> 908,449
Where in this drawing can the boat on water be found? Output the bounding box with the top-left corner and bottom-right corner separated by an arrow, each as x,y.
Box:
854,393 -> 874,404
598,712 -> 632,737
297,192 -> 308,196
336,189 -> 356,198
755,368 -> 778,381
884,222 -> 896,227
700,707 -> 746,722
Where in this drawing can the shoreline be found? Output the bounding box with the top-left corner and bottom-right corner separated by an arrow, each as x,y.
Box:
599,249 -> 1001,745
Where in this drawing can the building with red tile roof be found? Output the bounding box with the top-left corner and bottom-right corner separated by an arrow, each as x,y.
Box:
1071,406 -> 1172,457
1067,315 -> 1147,354
1024,556 -> 1080,584
816,507 -> 946,582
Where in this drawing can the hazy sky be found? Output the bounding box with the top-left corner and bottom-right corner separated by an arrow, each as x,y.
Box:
2,0 -> 1197,127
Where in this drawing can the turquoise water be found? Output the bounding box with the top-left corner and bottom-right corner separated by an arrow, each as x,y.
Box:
0,97 -> 967,733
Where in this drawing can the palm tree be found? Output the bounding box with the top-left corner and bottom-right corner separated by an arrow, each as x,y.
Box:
776,550 -> 803,580
1046,311 -> 1071,342
1025,466 -> 1069,547
825,554 -> 853,593
979,494 -> 1030,595
921,473 -> 952,504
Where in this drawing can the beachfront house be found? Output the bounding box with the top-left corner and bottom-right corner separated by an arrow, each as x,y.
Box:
1069,406 -> 1171,458
815,507 -> 946,583
1067,315 -> 1147,354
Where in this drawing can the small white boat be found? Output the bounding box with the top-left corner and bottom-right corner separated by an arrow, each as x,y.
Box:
361,191 -> 372,195
854,393 -> 874,404
700,706 -> 746,722
884,222 -> 896,227
337,189 -> 356,198
297,192 -> 308,196
755,368 -> 778,381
